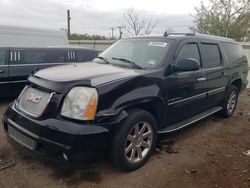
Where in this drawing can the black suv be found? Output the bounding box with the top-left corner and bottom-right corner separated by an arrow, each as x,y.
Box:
3,33 -> 249,171
0,47 -> 99,97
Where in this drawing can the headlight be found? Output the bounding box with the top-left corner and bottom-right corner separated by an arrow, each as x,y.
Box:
61,87 -> 98,120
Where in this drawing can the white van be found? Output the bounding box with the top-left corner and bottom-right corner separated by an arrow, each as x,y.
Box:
0,25 -> 68,47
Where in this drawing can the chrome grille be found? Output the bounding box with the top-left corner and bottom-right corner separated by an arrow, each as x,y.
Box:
16,86 -> 53,117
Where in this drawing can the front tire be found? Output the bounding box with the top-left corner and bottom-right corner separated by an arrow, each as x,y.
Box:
110,109 -> 157,171
220,85 -> 239,117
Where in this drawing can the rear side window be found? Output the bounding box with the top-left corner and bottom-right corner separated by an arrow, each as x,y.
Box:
0,49 -> 6,65
21,50 -> 65,64
45,50 -> 65,63
76,49 -> 99,62
23,51 -> 46,64
202,44 -> 221,68
176,43 -> 201,65
222,43 -> 244,64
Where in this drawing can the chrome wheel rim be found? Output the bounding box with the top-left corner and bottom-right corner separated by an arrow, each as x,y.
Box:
227,91 -> 237,114
125,121 -> 153,163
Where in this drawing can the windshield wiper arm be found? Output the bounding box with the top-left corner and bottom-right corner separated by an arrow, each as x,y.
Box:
112,57 -> 142,69
96,56 -> 110,64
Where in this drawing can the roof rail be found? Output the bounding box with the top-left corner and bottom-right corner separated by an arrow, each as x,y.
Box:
163,32 -> 195,37
195,33 -> 235,42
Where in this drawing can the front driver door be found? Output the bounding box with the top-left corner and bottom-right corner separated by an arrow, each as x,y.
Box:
162,40 -> 207,127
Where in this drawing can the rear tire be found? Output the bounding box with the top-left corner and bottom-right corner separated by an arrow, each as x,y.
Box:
109,109 -> 157,171
219,85 -> 239,117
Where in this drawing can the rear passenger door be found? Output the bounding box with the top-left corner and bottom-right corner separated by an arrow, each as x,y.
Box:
0,48 -> 10,96
201,43 -> 229,108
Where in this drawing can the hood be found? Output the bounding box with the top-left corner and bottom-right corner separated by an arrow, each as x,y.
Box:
29,62 -> 141,93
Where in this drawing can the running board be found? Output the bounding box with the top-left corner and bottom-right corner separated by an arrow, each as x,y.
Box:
158,106 -> 222,134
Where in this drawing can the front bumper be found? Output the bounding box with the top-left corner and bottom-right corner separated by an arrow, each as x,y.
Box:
2,103 -> 110,163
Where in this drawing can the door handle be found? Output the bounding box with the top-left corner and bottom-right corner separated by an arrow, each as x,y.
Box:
0,69 -> 5,73
197,77 -> 206,82
221,71 -> 227,76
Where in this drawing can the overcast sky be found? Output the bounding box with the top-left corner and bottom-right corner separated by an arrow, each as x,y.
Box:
0,0 -> 203,37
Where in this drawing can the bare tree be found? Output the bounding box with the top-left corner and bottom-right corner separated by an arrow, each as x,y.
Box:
122,9 -> 157,36
143,18 -> 157,35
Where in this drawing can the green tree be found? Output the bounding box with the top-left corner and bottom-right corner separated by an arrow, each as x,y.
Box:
69,33 -> 108,40
190,0 -> 250,41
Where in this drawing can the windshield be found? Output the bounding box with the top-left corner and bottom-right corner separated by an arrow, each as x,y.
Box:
94,38 -> 172,69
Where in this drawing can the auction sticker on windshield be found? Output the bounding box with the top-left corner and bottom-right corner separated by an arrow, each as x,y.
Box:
148,42 -> 168,47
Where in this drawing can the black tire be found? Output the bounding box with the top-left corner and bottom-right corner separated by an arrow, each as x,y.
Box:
109,109 -> 157,171
219,85 -> 239,117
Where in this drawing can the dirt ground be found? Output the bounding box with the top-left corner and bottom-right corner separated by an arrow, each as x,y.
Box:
0,91 -> 249,188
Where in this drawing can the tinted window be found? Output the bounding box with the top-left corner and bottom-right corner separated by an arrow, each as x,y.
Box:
21,50 -> 65,64
222,43 -> 244,64
176,43 -> 201,64
45,50 -> 65,63
0,49 -> 6,65
23,51 -> 46,64
76,50 -> 99,62
202,44 -> 221,67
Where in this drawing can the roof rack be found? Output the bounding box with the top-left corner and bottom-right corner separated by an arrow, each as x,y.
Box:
163,32 -> 195,37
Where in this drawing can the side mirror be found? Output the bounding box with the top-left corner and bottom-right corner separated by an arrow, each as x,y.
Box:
173,58 -> 200,72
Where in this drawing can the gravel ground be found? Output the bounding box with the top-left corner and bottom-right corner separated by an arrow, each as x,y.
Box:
0,91 -> 249,188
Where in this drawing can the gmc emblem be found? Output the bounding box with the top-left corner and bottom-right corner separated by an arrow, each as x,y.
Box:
26,93 -> 42,104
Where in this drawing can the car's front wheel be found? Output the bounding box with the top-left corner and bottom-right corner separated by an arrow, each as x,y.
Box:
110,109 -> 157,171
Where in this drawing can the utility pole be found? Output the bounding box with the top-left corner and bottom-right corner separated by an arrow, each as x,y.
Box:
110,27 -> 114,39
67,10 -> 71,39
117,26 -> 124,39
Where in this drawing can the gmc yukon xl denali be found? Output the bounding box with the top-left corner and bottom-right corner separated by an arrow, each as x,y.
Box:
3,33 -> 249,171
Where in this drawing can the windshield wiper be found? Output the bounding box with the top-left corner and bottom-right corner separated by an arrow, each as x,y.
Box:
112,57 -> 142,69
95,56 -> 110,64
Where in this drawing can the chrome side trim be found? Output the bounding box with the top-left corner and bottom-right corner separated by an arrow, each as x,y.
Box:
168,87 -> 226,106
10,51 -> 13,62
67,51 -> 70,60
18,51 -> 20,61
204,66 -> 223,71
207,87 -> 225,95
197,77 -> 206,82
158,107 -> 222,133
8,118 -> 39,139
0,80 -> 27,84
9,62 -> 66,66
168,92 -> 207,106
14,51 -> 17,61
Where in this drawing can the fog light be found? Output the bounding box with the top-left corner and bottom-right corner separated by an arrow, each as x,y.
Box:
62,153 -> 68,161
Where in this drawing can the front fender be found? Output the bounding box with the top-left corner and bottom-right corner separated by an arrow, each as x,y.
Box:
95,83 -> 165,127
